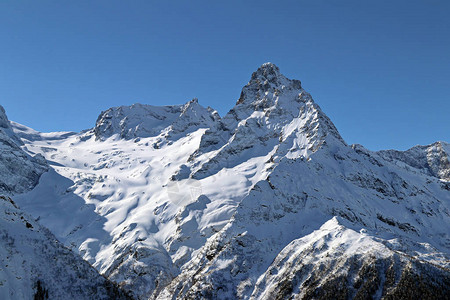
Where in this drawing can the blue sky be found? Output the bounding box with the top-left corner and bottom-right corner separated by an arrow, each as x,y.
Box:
0,0 -> 448,150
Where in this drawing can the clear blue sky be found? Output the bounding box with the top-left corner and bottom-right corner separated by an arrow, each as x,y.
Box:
0,1 -> 449,150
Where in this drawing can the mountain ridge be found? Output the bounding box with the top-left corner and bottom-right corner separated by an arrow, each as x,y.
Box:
2,63 -> 449,299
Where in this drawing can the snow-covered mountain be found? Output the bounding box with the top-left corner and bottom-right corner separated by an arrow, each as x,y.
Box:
0,110 -> 131,299
3,63 -> 449,299
94,99 -> 219,141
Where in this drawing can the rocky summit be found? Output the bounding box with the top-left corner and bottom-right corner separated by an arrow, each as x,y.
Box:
1,63 -> 449,299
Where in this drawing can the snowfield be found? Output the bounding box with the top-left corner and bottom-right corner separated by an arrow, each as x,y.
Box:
0,196 -> 130,299
1,63 -> 449,299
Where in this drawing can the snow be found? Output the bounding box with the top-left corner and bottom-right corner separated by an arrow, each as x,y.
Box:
251,217 -> 392,299
0,196 -> 129,299
3,63 -> 449,299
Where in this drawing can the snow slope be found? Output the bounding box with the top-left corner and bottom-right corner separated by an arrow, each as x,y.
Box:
0,108 -> 131,299
7,63 -> 450,299
0,196 -> 131,299
251,217 -> 450,300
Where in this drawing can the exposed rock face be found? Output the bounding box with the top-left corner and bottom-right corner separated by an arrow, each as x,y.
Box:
0,106 -> 11,130
0,106 -> 47,195
378,141 -> 450,181
7,63 -> 449,299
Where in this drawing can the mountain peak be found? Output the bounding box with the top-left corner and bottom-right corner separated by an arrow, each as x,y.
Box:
251,62 -> 301,89
0,105 -> 12,131
251,62 -> 282,81
94,100 -> 217,140
237,63 -> 301,106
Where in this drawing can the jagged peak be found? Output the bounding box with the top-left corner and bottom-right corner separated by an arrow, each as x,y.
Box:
237,63 -> 302,106
228,64 -> 324,130
0,105 -> 11,130
250,62 -> 282,81
181,98 -> 200,113
0,105 -> 26,145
